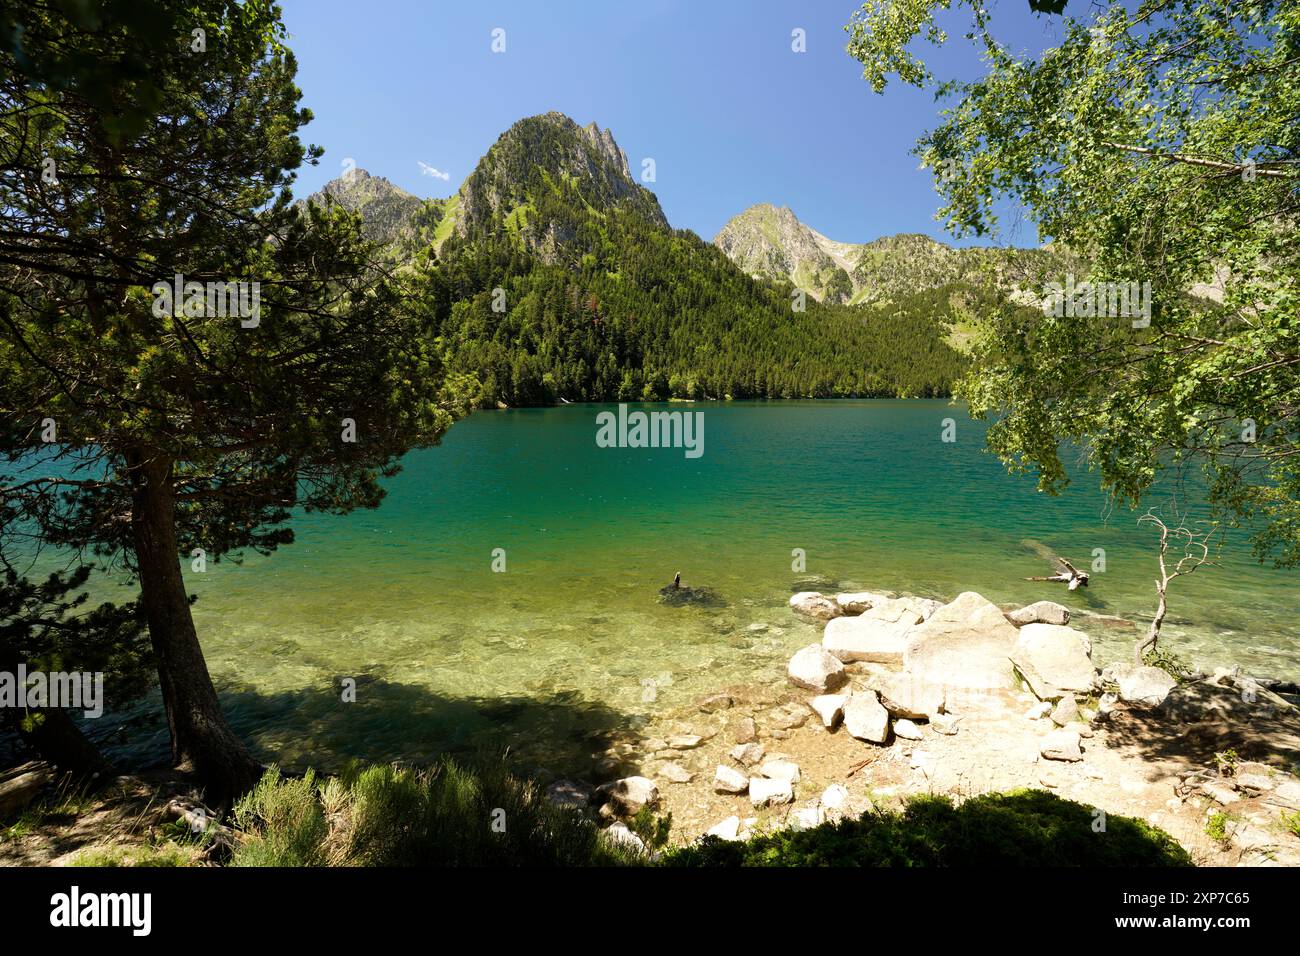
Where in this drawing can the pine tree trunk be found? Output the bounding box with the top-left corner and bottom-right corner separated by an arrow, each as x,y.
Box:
126,449 -> 261,805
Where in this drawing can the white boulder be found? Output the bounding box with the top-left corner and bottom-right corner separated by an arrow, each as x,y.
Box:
808,693 -> 847,729
760,759 -> 802,784
893,718 -> 924,740
749,777 -> 795,807
788,643 -> 847,691
1010,623 -> 1097,700
706,816 -> 742,841
877,672 -> 946,719
713,764 -> 750,794
823,614 -> 914,664
603,822 -> 647,852
834,591 -> 890,614
790,591 -> 843,622
843,691 -> 891,744
1006,600 -> 1071,626
903,591 -> 1019,690
1040,729 -> 1083,762
595,776 -> 659,814
1116,664 -> 1178,707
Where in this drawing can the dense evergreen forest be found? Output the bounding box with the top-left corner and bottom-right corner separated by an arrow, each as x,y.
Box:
353,114 -> 977,407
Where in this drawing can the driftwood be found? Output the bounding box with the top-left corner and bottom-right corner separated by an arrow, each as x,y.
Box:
164,798 -> 241,860
0,760 -> 56,818
1025,557 -> 1090,590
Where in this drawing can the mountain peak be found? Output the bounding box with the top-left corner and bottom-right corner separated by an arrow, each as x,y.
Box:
305,167 -> 424,245
715,205 -> 1064,306
714,204 -> 857,304
579,120 -> 630,179
454,112 -> 667,254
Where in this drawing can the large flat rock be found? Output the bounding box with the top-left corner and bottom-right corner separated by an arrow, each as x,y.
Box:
902,591 -> 1019,690
1010,623 -> 1097,700
823,614 -> 915,663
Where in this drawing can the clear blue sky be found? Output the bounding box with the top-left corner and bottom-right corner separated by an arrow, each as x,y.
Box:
281,0 -> 1071,247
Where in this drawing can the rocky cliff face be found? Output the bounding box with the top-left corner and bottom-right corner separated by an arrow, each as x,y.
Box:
713,204 -> 857,304
453,112 -> 668,259
305,167 -> 427,245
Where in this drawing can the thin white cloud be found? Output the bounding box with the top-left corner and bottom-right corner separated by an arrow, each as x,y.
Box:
418,161 -> 450,181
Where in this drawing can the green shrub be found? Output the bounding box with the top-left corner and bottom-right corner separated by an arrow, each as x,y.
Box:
1205,811 -> 1232,845
629,806 -> 672,851
231,758 -> 639,867
69,844 -> 198,867
1282,810 -> 1300,839
231,767 -> 329,867
661,789 -> 1192,867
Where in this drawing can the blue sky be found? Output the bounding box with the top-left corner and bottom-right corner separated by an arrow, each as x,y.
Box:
281,0 -> 1073,247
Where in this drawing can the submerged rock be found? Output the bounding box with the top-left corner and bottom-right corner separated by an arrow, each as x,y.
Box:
729,742 -> 765,767
657,762 -> 694,784
789,591 -> 843,621
544,779 -> 594,810
1006,600 -> 1071,627
659,584 -> 725,607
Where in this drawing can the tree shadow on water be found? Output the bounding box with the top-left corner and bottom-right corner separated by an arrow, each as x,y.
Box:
211,676 -> 647,783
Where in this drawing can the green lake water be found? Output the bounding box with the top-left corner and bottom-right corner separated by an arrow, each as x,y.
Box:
97,400 -> 1298,775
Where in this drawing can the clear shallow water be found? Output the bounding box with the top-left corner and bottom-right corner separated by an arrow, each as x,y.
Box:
93,400 -> 1297,775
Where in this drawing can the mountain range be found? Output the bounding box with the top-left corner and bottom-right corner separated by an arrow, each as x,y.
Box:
713,202 -> 1064,306
302,112 -> 1043,406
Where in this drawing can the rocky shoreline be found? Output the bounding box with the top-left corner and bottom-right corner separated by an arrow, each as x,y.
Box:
558,587 -> 1300,865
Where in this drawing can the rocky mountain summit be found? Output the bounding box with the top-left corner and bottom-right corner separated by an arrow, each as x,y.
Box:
714,203 -> 1067,307
304,167 -> 425,245
713,204 -> 859,304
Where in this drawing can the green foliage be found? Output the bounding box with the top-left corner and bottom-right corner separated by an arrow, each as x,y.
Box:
661,789 -> 1192,866
230,760 -> 639,867
629,805 -> 672,851
846,0 -> 1300,567
1212,749 -> 1240,777
1141,645 -> 1195,684
0,565 -> 152,721
0,0 -> 478,794
69,844 -> 198,867
231,767 -> 329,867
413,114 -> 967,405
1282,810 -> 1300,839
1205,811 -> 1231,844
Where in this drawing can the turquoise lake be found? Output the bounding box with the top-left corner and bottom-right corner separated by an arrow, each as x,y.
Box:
97,400 -> 1298,774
